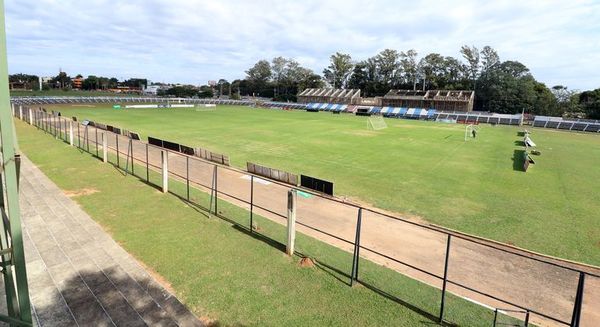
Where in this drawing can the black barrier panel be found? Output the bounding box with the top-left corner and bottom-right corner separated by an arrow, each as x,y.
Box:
107,125 -> 114,132
148,136 -> 163,147
113,127 -> 122,135
129,132 -> 141,141
163,140 -> 181,152
180,145 -> 195,155
72,116 -> 77,121
300,175 -> 334,195
88,121 -> 95,127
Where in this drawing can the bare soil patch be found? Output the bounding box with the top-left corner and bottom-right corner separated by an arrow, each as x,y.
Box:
64,188 -> 99,197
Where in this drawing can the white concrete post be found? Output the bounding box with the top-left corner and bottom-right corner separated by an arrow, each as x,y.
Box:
161,150 -> 168,193
28,108 -> 33,125
18,105 -> 23,120
102,133 -> 107,163
11,103 -> 14,116
286,189 -> 297,256
69,121 -> 74,146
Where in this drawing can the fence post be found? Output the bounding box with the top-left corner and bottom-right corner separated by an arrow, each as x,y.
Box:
85,126 -> 89,151
116,134 -> 120,167
161,150 -> 168,193
350,207 -> 363,286
524,310 -> 530,327
95,127 -> 98,157
102,133 -> 107,163
492,309 -> 498,327
215,165 -> 219,216
77,121 -> 81,147
18,105 -> 22,120
130,139 -> 134,175
186,156 -> 190,201
570,272 -> 585,327
28,108 -> 32,125
286,189 -> 297,256
250,175 -> 254,232
69,121 -> 74,146
145,144 -> 149,182
439,234 -> 452,323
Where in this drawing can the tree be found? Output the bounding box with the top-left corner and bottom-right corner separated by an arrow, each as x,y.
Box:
460,45 -> 480,89
418,53 -> 447,90
217,79 -> 230,97
399,49 -> 419,90
475,60 -> 558,115
122,78 -> 147,88
198,85 -> 214,98
165,85 -> 198,97
51,71 -> 71,89
9,73 -> 39,90
579,89 -> 600,119
82,75 -> 99,90
347,63 -> 368,93
480,46 -> 500,72
551,85 -> 581,115
294,67 -> 323,93
375,49 -> 401,88
246,60 -> 272,95
323,52 -> 353,88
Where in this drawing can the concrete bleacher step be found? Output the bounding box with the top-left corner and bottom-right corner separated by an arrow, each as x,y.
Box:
19,157 -> 203,327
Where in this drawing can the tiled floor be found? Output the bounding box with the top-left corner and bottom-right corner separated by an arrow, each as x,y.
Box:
18,156 -> 203,326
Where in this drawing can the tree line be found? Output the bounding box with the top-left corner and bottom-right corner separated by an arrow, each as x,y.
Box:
237,46 -> 599,118
9,72 -> 147,91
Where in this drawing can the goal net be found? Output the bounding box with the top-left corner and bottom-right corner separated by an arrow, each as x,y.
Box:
195,104 -> 217,111
464,124 -> 480,141
367,116 -> 388,130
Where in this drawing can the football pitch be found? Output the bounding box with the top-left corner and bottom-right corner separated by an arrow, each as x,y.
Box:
45,104 -> 600,266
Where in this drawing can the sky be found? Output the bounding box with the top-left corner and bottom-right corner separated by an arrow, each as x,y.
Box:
5,0 -> 600,90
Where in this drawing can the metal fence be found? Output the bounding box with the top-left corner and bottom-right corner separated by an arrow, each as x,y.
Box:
16,106 -> 600,327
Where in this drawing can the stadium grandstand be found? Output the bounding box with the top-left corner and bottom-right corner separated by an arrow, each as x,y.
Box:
381,90 -> 475,112
297,88 -> 362,104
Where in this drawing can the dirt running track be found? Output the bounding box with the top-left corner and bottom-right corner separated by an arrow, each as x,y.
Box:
41,120 -> 600,326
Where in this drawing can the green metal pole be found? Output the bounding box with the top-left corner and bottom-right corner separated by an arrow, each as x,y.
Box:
0,0 -> 33,324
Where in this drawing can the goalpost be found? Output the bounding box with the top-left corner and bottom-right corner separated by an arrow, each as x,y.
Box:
464,124 -> 479,141
367,115 -> 388,130
195,104 -> 217,112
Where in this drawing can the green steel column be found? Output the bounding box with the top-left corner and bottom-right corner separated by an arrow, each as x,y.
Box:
0,0 -> 33,324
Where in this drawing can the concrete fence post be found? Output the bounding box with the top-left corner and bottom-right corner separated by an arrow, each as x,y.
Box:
28,108 -> 33,125
102,133 -> 107,163
69,121 -> 74,146
18,105 -> 23,120
286,189 -> 297,256
161,150 -> 168,193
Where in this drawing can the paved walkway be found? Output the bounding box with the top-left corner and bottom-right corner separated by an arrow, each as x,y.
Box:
19,156 -> 203,327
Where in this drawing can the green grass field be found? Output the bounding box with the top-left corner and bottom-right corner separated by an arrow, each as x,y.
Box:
16,120 -> 528,326
42,104 -> 600,266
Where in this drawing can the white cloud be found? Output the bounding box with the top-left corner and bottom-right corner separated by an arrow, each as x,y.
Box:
5,0 -> 600,89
